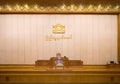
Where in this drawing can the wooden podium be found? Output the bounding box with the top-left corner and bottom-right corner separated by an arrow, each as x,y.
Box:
35,56 -> 83,68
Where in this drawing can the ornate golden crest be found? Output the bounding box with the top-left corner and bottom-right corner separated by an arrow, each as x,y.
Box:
52,24 -> 65,34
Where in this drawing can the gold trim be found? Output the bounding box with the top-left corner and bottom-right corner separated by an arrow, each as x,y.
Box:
0,4 -> 119,14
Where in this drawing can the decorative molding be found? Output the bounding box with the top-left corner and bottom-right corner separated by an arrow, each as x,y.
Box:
0,4 -> 119,14
0,0 -> 119,14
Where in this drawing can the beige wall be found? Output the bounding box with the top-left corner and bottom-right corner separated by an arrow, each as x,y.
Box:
0,15 -> 118,64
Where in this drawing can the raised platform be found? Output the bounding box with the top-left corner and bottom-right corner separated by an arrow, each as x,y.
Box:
0,65 -> 120,84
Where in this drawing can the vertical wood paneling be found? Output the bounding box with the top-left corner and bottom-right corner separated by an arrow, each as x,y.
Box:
0,15 -> 6,64
17,15 -> 25,64
5,15 -> 12,64
30,15 -> 38,63
0,15 -> 118,64
24,15 -> 31,64
11,15 -> 18,64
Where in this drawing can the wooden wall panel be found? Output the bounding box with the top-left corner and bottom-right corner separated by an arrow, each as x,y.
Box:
0,15 -> 118,64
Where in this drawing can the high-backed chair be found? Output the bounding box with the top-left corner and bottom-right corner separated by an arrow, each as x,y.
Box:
49,56 -> 69,68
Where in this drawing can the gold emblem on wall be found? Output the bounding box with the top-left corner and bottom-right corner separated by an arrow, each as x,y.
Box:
53,24 -> 65,34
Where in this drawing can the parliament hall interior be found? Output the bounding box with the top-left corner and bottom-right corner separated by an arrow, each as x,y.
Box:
0,0 -> 120,84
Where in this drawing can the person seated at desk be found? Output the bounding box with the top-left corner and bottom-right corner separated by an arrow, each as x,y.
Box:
55,53 -> 64,67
